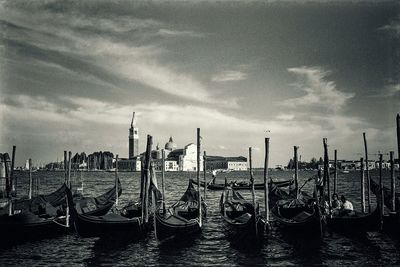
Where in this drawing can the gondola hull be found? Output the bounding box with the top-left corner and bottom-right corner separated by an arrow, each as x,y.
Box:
0,180 -> 121,243
221,215 -> 265,241
220,186 -> 266,241
382,213 -> 400,234
0,212 -> 69,243
191,179 -> 293,191
73,213 -> 144,239
155,180 -> 205,241
155,212 -> 201,241
327,208 -> 381,234
66,186 -> 145,239
271,203 -> 324,235
369,178 -> 400,234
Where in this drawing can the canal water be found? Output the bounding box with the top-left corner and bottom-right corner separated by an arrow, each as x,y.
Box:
0,170 -> 399,266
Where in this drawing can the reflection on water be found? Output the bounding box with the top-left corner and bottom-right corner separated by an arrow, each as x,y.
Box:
0,170 -> 399,265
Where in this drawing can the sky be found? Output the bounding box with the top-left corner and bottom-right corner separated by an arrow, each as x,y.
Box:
0,0 -> 399,167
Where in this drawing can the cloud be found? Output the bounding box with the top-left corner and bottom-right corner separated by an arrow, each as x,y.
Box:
367,83 -> 400,99
282,66 -> 354,113
378,15 -> 400,38
382,84 -> 400,97
0,95 -> 74,124
157,29 -> 204,38
277,113 -> 295,121
212,70 -> 247,82
1,3 -> 237,107
1,94 -> 302,134
0,94 -> 382,167
6,94 -> 373,152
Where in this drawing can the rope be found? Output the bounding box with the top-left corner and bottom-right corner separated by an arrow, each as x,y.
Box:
52,216 -> 70,228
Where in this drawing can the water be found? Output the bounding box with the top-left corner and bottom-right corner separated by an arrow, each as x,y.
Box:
1,170 -> 400,266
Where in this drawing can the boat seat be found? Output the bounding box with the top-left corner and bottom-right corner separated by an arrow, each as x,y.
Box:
166,214 -> 191,224
233,213 -> 251,223
98,213 -> 134,222
292,211 -> 312,222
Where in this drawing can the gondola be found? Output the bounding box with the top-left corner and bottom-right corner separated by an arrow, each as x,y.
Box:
325,178 -> 380,234
72,180 -> 121,216
326,207 -> 380,234
190,178 -> 294,191
271,198 -> 324,235
155,180 -> 206,241
0,183 -> 70,242
0,181 -> 121,242
268,181 -> 312,208
65,184 -> 144,239
0,183 -> 68,216
370,178 -> 400,212
1,179 -> 120,217
370,178 -> 400,234
220,186 -> 265,240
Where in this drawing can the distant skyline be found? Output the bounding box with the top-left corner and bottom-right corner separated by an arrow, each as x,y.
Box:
1,0 -> 399,167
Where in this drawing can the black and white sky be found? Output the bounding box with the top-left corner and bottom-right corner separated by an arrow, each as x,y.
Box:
1,0 -> 399,167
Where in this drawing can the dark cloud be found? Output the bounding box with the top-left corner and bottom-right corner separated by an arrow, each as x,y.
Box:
1,0 -> 399,166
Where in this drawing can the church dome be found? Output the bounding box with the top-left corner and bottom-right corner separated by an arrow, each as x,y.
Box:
165,136 -> 177,151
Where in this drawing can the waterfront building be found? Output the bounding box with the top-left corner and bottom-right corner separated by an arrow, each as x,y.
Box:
118,156 -> 141,171
375,160 -> 391,170
119,114 -> 245,172
206,156 -> 247,171
226,157 -> 248,171
166,143 -> 203,172
71,152 -> 88,169
165,160 -> 180,171
87,151 -> 114,170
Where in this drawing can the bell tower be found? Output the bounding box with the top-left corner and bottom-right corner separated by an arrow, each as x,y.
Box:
129,112 -> 139,159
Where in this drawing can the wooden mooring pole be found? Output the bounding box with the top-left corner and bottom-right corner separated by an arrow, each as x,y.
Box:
3,154 -> 10,199
115,154 -> 119,208
294,146 -> 299,199
334,150 -> 338,195
379,154 -> 384,231
68,151 -> 72,188
161,149 -> 166,213
197,128 -> 202,227
397,114 -> 400,163
66,151 -> 72,227
323,138 -> 331,210
151,163 -> 158,239
390,151 -> 395,212
203,151 -> 207,203
64,151 -> 67,184
264,138 -> 270,227
249,147 -> 258,238
28,158 -> 32,200
3,153 -> 12,215
360,157 -> 365,213
363,133 -> 371,213
144,135 -> 152,223
10,146 -> 16,196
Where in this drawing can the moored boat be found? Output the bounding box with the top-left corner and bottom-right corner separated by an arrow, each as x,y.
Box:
220,185 -> 265,240
370,178 -> 400,234
326,207 -> 381,234
0,183 -> 70,242
66,184 -> 144,239
0,179 -> 121,243
155,180 -> 205,241
191,178 -> 294,191
272,198 -> 324,235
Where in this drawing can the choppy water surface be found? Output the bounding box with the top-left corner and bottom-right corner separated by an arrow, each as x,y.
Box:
1,170 -> 400,266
